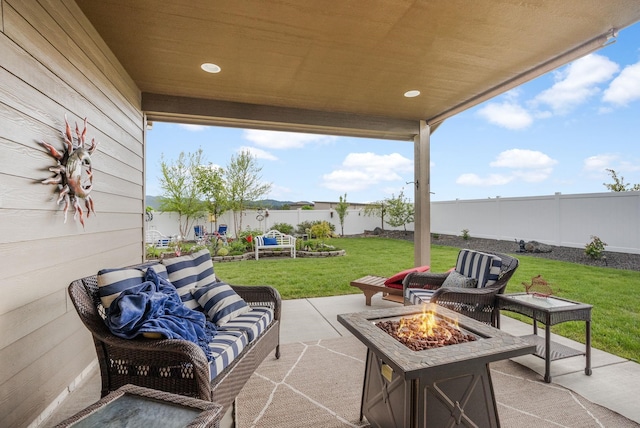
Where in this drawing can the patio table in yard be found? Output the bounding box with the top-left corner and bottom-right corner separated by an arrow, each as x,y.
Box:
497,293 -> 592,383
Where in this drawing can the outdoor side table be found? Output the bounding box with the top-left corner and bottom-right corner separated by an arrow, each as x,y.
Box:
497,293 -> 592,383
53,384 -> 222,427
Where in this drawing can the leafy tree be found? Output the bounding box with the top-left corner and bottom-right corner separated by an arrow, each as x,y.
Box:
385,191 -> 414,232
335,193 -> 349,236
603,169 -> 640,191
364,200 -> 387,230
158,149 -> 206,239
225,150 -> 272,237
194,163 -> 229,231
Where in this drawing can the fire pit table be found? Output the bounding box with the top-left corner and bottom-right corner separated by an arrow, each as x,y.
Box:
338,304 -> 535,428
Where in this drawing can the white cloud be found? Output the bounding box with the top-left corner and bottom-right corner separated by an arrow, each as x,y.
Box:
237,146 -> 278,161
456,173 -> 513,186
511,168 -> 554,183
457,149 -> 557,187
477,102 -> 533,130
178,124 -> 207,131
321,152 -> 412,192
490,149 -> 557,169
533,54 -> 619,114
243,129 -> 336,149
583,154 -> 618,173
267,184 -> 292,198
603,62 -> 640,106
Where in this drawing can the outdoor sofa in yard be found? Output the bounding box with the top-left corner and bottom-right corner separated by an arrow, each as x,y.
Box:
68,249 -> 281,415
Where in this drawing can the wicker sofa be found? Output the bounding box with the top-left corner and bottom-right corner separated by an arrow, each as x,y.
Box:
68,250 -> 281,415
403,250 -> 519,327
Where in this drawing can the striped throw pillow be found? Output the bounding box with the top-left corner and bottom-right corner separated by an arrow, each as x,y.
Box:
97,264 -> 168,309
162,249 -> 217,309
192,282 -> 251,326
455,249 -> 502,288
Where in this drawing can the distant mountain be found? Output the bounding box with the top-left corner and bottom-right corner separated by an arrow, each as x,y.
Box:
145,196 -> 311,211
146,195 -> 162,210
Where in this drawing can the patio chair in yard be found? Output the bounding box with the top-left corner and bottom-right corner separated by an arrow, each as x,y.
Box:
213,224 -> 228,245
403,249 -> 519,327
194,225 -> 209,245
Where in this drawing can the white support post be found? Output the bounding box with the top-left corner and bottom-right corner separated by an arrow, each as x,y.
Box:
414,120 -> 431,267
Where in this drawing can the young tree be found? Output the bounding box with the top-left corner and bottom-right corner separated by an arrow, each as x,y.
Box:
158,149 -> 206,239
363,200 -> 387,230
194,163 -> 229,232
335,193 -> 349,236
385,191 -> 414,232
603,169 -> 640,191
225,150 -> 272,237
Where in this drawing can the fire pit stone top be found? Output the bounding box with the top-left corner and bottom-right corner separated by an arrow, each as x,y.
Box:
338,304 -> 535,378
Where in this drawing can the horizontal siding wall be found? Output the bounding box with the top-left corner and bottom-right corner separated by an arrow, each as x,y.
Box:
0,1 -> 144,426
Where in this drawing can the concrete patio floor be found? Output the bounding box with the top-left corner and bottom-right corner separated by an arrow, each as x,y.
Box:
41,293 -> 640,427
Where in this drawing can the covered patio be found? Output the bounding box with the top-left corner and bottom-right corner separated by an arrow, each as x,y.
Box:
43,294 -> 640,427
2,1 -> 640,426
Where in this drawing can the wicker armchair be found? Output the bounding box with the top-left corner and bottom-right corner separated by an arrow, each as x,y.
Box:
403,251 -> 519,327
68,261 -> 281,414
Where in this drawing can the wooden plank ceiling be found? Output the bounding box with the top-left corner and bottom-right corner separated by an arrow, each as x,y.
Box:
75,0 -> 640,140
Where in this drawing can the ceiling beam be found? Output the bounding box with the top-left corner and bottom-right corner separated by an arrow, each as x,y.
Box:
143,93 -> 420,141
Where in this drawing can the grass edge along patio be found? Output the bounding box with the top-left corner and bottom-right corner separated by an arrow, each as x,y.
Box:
214,237 -> 639,363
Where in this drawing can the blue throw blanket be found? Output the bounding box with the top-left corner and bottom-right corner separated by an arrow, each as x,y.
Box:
106,268 -> 217,361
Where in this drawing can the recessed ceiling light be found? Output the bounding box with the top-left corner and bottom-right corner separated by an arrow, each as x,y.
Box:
201,63 -> 221,73
404,90 -> 420,98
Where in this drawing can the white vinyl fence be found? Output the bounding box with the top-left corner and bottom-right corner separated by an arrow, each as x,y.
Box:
432,191 -> 640,254
146,208 -> 403,241
146,191 -> 640,254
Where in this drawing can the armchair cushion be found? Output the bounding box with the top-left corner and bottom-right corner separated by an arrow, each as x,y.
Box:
455,249 -> 502,288
441,271 -> 478,289
192,281 -> 251,326
162,249 -> 217,309
384,265 -> 430,287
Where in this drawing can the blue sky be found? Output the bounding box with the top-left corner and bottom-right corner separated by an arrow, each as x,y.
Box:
147,23 -> 640,203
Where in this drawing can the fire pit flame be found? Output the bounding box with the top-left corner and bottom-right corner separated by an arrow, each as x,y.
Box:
376,306 -> 476,351
397,309 -> 450,340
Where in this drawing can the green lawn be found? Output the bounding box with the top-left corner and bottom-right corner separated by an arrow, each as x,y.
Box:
214,237 -> 640,362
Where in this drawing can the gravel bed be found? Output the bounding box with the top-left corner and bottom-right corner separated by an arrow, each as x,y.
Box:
356,230 -> 640,272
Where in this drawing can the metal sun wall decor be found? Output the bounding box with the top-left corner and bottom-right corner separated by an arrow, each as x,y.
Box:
41,115 -> 98,227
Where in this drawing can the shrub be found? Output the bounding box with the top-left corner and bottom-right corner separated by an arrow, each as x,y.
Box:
296,220 -> 335,236
146,245 -> 164,259
310,222 -> 332,241
585,235 -> 607,259
432,233 -> 440,240
228,239 -> 249,255
297,238 -> 341,252
461,229 -> 470,240
217,247 -> 229,256
271,222 -> 294,235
